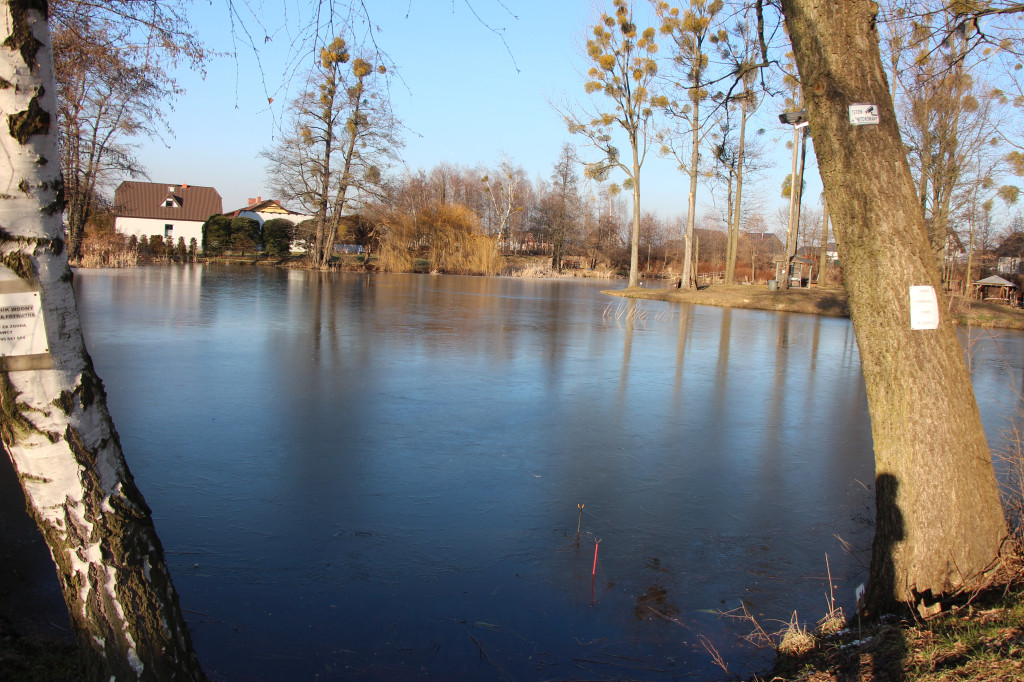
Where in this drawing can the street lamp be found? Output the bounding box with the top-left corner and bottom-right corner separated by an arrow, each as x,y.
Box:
779,110 -> 808,290
779,111 -> 808,126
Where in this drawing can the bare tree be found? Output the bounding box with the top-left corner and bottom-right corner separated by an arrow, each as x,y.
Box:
263,37 -> 401,269
655,0 -> 726,288
480,154 -> 525,247
542,143 -> 583,271
560,0 -> 663,288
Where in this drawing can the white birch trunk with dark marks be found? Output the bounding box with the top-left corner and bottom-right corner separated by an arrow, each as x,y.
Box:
0,3 -> 205,679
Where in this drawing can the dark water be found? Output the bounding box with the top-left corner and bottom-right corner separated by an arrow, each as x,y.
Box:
71,266 -> 1023,681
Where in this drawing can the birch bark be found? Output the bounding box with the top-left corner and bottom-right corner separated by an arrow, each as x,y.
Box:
0,3 -> 205,678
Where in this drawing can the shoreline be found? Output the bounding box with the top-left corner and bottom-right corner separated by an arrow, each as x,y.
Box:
604,283 -> 1024,331
73,259 -> 1024,330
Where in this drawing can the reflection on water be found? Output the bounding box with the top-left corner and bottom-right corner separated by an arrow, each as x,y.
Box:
73,266 -> 1024,681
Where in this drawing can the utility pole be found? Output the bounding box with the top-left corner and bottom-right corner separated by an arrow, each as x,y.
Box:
779,111 -> 808,290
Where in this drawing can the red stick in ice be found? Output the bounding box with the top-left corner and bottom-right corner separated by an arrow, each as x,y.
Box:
592,540 -> 600,577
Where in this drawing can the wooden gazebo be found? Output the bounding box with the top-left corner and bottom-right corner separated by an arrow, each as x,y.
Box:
972,275 -> 1018,304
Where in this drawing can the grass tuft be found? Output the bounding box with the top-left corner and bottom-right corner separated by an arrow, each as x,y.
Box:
777,611 -> 816,657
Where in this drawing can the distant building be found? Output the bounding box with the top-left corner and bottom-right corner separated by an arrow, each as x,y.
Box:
998,256 -> 1023,276
797,242 -> 839,265
114,181 -> 222,249
743,232 -> 785,256
223,197 -> 312,226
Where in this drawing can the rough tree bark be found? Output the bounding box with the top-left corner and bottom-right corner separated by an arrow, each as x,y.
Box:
779,0 -> 1008,614
0,3 -> 205,679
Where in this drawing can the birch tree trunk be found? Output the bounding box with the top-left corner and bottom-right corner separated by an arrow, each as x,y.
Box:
0,4 -> 205,679
780,0 -> 1008,614
680,98 -> 700,291
628,142 -> 641,288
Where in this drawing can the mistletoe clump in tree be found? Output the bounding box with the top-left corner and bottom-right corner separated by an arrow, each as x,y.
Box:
262,36 -> 401,270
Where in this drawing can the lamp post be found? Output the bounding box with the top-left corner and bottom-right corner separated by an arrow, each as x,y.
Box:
779,110 -> 808,290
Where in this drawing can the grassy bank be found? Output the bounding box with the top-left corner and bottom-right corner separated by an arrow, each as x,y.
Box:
7,579 -> 1021,682
752,569 -> 1024,681
606,283 -> 1024,330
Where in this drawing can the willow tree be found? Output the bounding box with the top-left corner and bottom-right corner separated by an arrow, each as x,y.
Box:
263,36 -> 400,270
562,0 -> 662,288
777,0 -> 1008,614
655,0 -> 724,289
0,2 -> 205,678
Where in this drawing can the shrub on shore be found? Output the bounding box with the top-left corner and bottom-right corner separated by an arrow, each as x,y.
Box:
376,201 -> 499,275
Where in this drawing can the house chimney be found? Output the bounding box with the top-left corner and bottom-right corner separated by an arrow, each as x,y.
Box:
247,197 -> 256,206
182,183 -> 188,189
257,196 -> 262,203
168,186 -> 175,193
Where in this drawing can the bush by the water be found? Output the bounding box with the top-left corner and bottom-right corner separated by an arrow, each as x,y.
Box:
262,218 -> 294,257
376,201 -> 499,275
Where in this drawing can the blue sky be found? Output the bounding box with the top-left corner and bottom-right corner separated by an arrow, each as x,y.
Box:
136,1 -> 815,227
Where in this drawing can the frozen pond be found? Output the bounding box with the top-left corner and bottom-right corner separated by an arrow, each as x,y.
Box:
70,265 -> 1024,680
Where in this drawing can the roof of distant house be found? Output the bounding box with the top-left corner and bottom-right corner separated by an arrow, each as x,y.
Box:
796,244 -> 838,256
743,232 -> 785,251
223,199 -> 309,218
114,182 -> 222,223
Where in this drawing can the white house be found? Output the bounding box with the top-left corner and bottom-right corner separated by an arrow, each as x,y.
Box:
114,181 -> 222,249
998,256 -> 1024,276
224,197 -> 312,226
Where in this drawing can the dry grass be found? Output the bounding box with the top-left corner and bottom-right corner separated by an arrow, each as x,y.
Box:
503,261 -> 617,279
949,295 -> 1024,330
74,232 -> 138,268
816,608 -> 847,638
0,619 -> 82,682
777,612 -> 817,657
757,570 -> 1024,682
607,283 -> 851,317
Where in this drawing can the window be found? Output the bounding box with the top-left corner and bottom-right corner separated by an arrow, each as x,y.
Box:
164,224 -> 173,237
164,199 -> 175,207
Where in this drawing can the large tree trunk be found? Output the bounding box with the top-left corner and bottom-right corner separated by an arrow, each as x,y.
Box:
780,0 -> 1008,614
0,4 -> 205,679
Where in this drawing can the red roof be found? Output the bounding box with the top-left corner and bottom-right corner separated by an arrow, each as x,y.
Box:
114,181 -> 223,223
